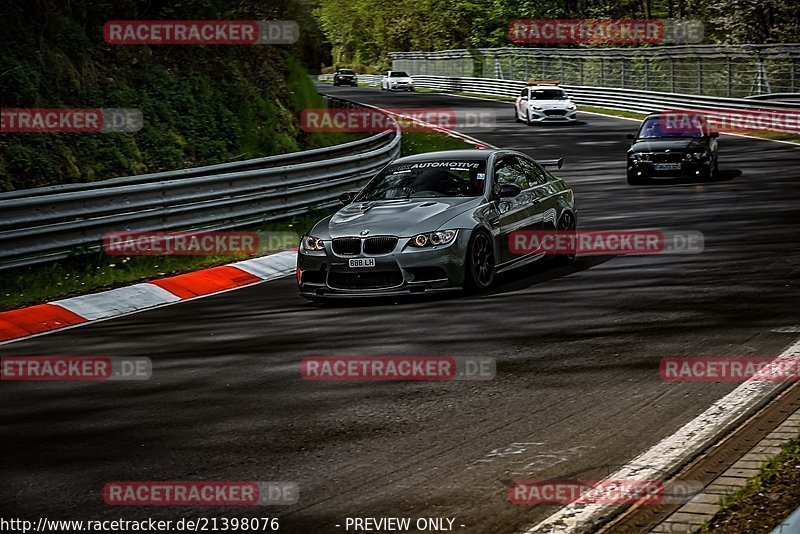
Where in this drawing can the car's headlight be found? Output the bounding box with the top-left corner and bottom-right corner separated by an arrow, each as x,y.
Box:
630,152 -> 650,161
685,152 -> 709,161
301,236 -> 325,251
530,104 -> 543,110
567,103 -> 577,110
408,230 -> 458,247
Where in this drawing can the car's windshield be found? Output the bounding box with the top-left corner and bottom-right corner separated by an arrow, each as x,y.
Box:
530,89 -> 566,100
390,71 -> 409,77
638,116 -> 705,138
356,160 -> 487,201
338,69 -> 354,75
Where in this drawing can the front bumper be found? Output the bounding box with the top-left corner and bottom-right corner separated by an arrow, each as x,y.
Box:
627,159 -> 712,178
388,83 -> 414,91
334,77 -> 357,85
527,108 -> 577,122
297,232 -> 469,299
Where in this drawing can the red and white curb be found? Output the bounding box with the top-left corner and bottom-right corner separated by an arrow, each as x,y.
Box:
0,250 -> 298,345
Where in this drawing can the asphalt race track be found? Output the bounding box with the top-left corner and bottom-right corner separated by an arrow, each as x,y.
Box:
2,84 -> 799,533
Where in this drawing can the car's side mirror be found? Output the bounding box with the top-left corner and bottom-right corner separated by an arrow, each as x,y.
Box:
709,132 -> 719,138
338,191 -> 359,205
625,133 -> 636,140
497,183 -> 522,198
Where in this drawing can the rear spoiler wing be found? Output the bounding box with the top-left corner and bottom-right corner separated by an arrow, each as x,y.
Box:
536,157 -> 564,169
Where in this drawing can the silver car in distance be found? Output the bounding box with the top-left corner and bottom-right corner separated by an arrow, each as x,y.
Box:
297,149 -> 576,301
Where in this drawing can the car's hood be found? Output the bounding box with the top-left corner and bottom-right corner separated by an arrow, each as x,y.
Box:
389,77 -> 413,83
317,197 -> 481,238
528,99 -> 571,108
630,138 -> 705,153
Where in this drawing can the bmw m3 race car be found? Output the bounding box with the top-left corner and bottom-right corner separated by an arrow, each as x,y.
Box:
514,84 -> 578,124
297,149 -> 576,301
381,71 -> 414,91
333,68 -> 358,86
626,112 -> 719,184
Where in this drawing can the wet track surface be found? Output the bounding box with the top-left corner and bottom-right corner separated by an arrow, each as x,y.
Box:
2,85 -> 799,533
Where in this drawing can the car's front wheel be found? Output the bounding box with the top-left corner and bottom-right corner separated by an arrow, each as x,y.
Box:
526,110 -> 533,126
554,211 -> 577,265
465,230 -> 495,291
627,172 -> 644,185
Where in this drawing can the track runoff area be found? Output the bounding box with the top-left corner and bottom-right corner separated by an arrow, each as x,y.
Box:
1,83 -> 798,534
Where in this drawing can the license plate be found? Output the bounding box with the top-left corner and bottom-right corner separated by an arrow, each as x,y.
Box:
654,163 -> 682,171
348,258 -> 375,268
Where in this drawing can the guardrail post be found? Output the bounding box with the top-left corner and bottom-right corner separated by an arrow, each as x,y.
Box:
579,57 -> 584,85
621,59 -> 625,88
792,56 -> 797,93
645,58 -> 650,91
670,57 -> 675,93
600,58 -> 604,87
727,56 -> 733,97
697,56 -> 703,94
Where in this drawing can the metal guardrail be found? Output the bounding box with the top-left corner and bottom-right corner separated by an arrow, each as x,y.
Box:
406,75 -> 800,118
319,73 -> 383,86
0,96 -> 401,270
390,45 -> 800,98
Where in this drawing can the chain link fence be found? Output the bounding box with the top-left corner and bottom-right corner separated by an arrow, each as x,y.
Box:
389,45 -> 800,98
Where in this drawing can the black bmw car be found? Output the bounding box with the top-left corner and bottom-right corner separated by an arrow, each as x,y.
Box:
626,112 -> 719,185
332,68 -> 358,87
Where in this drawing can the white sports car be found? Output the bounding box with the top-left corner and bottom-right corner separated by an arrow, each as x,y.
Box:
381,71 -> 414,92
514,85 -> 577,124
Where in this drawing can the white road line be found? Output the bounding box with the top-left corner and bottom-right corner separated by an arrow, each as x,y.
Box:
521,335 -> 800,534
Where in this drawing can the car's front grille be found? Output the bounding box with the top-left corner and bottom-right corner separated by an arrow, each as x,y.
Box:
363,236 -> 398,255
332,237 -> 362,255
651,152 -> 685,163
544,109 -> 567,116
328,270 -> 403,290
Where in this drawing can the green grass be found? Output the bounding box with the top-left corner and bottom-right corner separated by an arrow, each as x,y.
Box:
400,130 -> 476,157
700,432 -> 800,533
578,106 -> 646,120
0,127 -> 474,312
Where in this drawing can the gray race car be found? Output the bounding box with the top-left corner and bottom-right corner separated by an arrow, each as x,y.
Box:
297,149 -> 576,300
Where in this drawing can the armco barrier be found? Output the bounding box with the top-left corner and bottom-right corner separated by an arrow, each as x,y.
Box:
400,74 -> 799,119
0,96 -> 401,270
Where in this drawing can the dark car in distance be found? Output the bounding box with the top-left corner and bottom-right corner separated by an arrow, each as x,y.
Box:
333,68 -> 358,86
626,112 -> 719,185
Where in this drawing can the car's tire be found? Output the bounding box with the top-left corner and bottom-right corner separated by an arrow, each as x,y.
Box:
526,110 -> 533,126
710,158 -> 719,179
627,173 -> 643,185
465,230 -> 495,292
333,81 -> 338,86
553,211 -> 577,265
514,107 -> 521,123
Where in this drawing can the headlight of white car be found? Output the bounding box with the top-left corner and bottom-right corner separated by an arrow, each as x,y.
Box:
567,103 -> 577,110
529,104 -> 543,110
